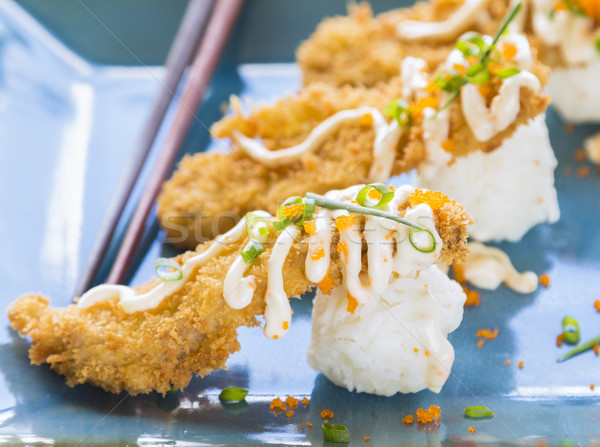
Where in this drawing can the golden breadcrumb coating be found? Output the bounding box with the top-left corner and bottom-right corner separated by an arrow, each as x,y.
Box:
158,80 -> 427,248
8,200 -> 471,395
297,1 -> 550,88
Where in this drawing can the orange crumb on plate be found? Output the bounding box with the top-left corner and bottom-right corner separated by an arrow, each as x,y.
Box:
518,361 -> 524,369
403,414 -> 414,424
321,409 -> 334,420
539,274 -> 550,288
468,426 -> 476,434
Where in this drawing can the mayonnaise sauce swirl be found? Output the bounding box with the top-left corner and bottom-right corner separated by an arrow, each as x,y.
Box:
78,185 -> 444,340
396,0 -> 491,42
231,107 -> 403,183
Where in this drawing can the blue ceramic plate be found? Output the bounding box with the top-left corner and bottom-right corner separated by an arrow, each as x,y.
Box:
1,0 -> 600,445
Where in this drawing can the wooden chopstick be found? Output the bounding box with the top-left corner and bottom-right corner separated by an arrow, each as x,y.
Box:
106,0 -> 246,285
74,0 -> 216,297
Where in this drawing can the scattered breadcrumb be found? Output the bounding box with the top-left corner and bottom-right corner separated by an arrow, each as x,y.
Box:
307,422 -> 313,429
556,333 -> 565,347
476,329 -> 499,340
286,410 -> 294,419
477,339 -> 484,348
464,287 -> 481,307
518,361 -> 524,369
539,274 -> 550,288
321,409 -> 334,419
364,436 -> 370,442
505,359 -> 511,366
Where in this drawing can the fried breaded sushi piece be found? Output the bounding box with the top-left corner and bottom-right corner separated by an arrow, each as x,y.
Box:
297,1 -> 515,87
157,79 -> 427,248
8,185 -> 472,395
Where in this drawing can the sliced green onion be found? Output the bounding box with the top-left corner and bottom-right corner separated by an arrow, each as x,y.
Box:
155,258 -> 183,281
557,334 -> 600,362
435,72 -> 466,93
468,68 -> 491,84
277,196 -> 315,227
356,184 -> 394,208
240,241 -> 264,265
384,98 -> 413,127
305,193 -> 424,231
219,387 -> 248,403
495,66 -> 521,79
466,61 -> 486,77
464,406 -> 494,418
562,316 -> 580,345
595,37 -> 600,56
245,212 -> 272,242
409,228 -> 436,253
489,2 -> 522,50
322,421 -> 350,443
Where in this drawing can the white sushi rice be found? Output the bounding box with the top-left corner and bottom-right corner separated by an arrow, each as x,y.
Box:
307,266 -> 465,396
416,115 -> 560,243
548,60 -> 600,123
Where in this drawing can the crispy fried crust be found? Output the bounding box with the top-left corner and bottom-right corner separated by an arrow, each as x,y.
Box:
297,1 -> 550,88
157,80 -> 427,247
8,201 -> 471,395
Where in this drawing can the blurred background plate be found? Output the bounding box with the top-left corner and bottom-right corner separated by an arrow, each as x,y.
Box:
0,0 -> 599,445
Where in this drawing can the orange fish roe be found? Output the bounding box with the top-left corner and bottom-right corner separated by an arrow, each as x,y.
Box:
424,350 -> 430,356
593,343 -> 599,356
337,241 -> 348,257
273,335 -> 279,340
564,123 -> 576,134
311,247 -> 325,261
478,84 -> 492,99
575,148 -> 587,162
591,384 -> 596,390
411,94 -> 439,117
347,293 -> 359,314
487,61 -> 505,75
285,396 -> 299,409
270,397 -> 287,412
476,329 -> 499,340
539,274 -> 551,288
302,397 -> 309,406
556,333 -> 565,347
335,215 -> 357,231
359,113 -> 373,126
283,321 -> 289,330
505,359 -> 511,366
441,140 -> 455,153
282,204 -> 304,219
453,263 -> 466,283
367,187 -> 382,201
518,361 -> 524,369
364,436 -> 370,442
409,189 -> 454,211
477,339 -> 484,348
502,42 -> 517,60
302,220 -> 316,236
307,422 -> 313,429
452,63 -> 467,76
321,409 -> 334,420
429,406 -> 441,419
286,410 -> 294,419
468,426 -> 476,434
416,406 -> 441,424
403,414 -> 415,424
414,348 -> 419,353
577,166 -> 590,178
594,299 -> 600,312
318,271 -> 334,295
463,286 -> 481,307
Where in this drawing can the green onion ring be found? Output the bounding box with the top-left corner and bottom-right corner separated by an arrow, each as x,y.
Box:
322,421 -> 350,443
464,406 -> 494,418
245,212 -> 272,242
155,258 -> 183,281
409,228 -> 436,253
219,387 -> 248,403
356,184 -> 394,209
240,241 -> 265,265
562,316 -> 580,345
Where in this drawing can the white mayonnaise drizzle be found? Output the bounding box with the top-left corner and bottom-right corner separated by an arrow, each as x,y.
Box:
263,226 -> 301,339
78,215 -> 251,313
462,242 -> 538,293
461,71 -> 541,142
305,209 -> 332,283
79,185 -> 444,340
231,107 -> 403,183
396,0 -> 491,42
531,0 -> 599,65
401,57 -> 429,98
